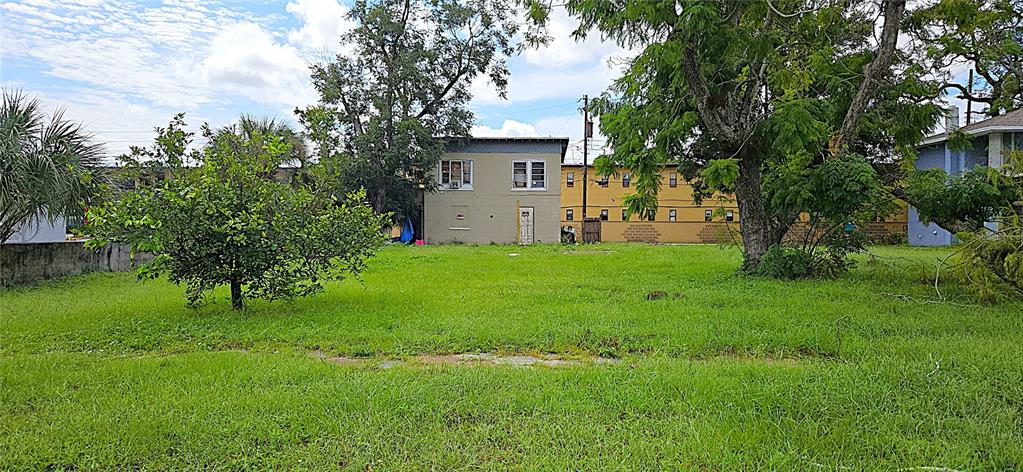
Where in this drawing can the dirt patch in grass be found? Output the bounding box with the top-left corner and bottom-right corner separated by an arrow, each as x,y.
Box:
309,351 -> 621,369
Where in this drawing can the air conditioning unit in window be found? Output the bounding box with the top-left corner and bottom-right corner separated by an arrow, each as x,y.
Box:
512,174 -> 527,185
448,181 -> 461,189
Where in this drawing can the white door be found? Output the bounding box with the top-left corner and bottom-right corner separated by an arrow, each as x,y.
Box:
519,207 -> 534,244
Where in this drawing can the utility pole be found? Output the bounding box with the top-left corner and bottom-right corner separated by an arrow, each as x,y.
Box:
965,69 -> 974,126
582,95 -> 590,221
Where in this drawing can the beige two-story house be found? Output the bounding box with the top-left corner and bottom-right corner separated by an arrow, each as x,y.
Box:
423,137 -> 568,244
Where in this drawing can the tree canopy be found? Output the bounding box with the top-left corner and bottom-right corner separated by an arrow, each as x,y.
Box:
299,0 -> 521,221
537,0 -> 935,270
88,117 -> 385,309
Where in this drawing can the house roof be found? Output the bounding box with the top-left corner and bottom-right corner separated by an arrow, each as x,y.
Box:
445,136 -> 571,160
921,107 -> 1023,146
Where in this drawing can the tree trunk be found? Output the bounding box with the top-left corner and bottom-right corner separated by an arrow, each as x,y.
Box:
735,156 -> 781,270
230,278 -> 243,310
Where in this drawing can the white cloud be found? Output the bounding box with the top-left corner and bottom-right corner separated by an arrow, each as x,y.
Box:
286,0 -> 353,55
201,22 -> 316,106
471,120 -> 537,137
471,54 -> 628,106
521,6 -> 630,68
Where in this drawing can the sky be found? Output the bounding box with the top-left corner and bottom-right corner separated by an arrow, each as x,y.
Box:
0,0 -> 633,164
1,0 -> 974,166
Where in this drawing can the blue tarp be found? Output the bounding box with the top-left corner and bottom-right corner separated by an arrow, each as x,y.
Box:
399,218 -> 414,243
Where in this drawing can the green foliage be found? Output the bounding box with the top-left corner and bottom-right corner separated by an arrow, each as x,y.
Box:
0,90 -> 104,242
752,245 -> 814,279
87,118 -> 386,309
908,0 -> 1023,115
947,151 -> 1023,300
904,166 -> 1007,233
547,0 -> 938,272
299,0 -> 520,221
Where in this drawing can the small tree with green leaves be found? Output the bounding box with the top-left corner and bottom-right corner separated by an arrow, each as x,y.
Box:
87,119 -> 386,309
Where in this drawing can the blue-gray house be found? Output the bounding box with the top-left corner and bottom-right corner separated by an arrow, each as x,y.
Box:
909,107 -> 1023,246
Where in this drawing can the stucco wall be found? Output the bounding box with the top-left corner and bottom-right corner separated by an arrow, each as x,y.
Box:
424,148 -> 562,244
0,241 -> 150,286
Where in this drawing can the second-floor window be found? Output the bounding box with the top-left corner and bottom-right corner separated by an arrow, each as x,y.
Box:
669,209 -> 677,222
512,160 -> 546,189
440,160 -> 472,189
726,210 -> 734,222
669,172 -> 678,188
566,172 -> 574,187
598,175 -> 609,187
622,173 -> 630,187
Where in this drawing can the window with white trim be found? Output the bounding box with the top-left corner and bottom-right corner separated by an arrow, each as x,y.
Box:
566,209 -> 574,221
669,209 -> 677,222
669,172 -> 678,188
512,160 -> 546,189
725,210 -> 734,222
622,173 -> 630,187
566,172 -> 574,187
704,210 -> 713,222
440,159 -> 472,189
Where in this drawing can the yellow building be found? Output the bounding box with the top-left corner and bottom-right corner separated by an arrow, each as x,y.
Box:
560,165 -> 908,244
560,165 -> 739,243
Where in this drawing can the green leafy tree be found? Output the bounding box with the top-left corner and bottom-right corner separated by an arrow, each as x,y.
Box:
87,118 -> 386,310
298,0 -> 520,221
909,0 -> 1023,116
529,0 -> 931,271
0,90 -> 104,242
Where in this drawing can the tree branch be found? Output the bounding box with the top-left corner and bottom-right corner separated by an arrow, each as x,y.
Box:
829,0 -> 907,156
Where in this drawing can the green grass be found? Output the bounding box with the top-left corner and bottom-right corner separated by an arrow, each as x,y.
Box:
2,244 -> 1021,470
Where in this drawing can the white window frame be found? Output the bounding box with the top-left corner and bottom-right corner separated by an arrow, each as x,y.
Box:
512,159 -> 547,191
725,210 -> 734,222
439,159 -> 473,190
669,172 -> 678,188
669,209 -> 677,222
566,172 -> 575,187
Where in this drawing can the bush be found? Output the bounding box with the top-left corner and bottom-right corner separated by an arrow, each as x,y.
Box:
753,245 -> 814,279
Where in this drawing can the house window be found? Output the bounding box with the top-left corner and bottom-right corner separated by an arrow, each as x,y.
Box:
669,210 -> 676,222
566,209 -> 574,221
566,172 -> 574,187
598,175 -> 609,187
647,210 -> 656,221
725,210 -> 734,222
600,209 -> 609,221
704,210 -> 713,222
512,161 -> 545,189
622,209 -> 629,221
669,172 -> 678,188
622,173 -> 630,187
440,159 -> 472,189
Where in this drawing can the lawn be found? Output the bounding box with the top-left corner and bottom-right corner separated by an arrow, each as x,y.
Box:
1,244 -> 1021,470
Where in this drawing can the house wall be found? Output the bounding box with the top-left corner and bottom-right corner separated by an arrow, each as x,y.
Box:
423,143 -> 562,244
560,166 -> 905,244
5,215 -> 67,244
560,166 -> 739,243
908,136 -> 990,246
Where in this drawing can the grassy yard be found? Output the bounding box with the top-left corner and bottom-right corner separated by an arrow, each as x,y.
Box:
1,244 -> 1021,470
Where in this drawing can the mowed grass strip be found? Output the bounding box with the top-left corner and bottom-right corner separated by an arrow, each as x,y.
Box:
1,244 -> 1022,469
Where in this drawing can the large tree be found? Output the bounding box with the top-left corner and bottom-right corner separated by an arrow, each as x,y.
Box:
531,0 -> 940,270
298,0 -> 520,221
0,90 -> 104,243
908,0 -> 1023,117
88,118 -> 385,310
